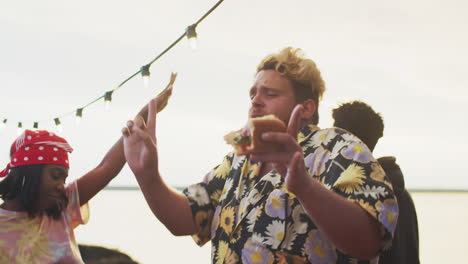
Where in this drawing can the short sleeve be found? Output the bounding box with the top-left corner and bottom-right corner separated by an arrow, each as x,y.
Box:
305,129 -> 399,250
183,152 -> 235,246
65,180 -> 90,229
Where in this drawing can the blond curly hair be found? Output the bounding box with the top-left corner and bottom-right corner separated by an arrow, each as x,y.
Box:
256,47 -> 326,124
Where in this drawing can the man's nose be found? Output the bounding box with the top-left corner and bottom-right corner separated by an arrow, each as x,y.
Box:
251,94 -> 264,106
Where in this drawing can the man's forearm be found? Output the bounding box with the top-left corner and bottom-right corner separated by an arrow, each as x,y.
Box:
136,172 -> 198,236
295,177 -> 382,259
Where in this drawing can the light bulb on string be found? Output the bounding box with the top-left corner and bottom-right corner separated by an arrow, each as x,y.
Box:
17,122 -> 23,135
141,65 -> 151,89
0,0 -> 226,137
186,24 -> 198,50
104,91 -> 113,110
33,122 -> 39,130
75,108 -> 83,126
0,119 -> 7,131
54,118 -> 63,133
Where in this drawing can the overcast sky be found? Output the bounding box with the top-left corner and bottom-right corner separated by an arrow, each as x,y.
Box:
1,0 -> 467,190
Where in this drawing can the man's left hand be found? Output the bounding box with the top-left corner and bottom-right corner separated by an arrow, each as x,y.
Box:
251,104 -> 310,195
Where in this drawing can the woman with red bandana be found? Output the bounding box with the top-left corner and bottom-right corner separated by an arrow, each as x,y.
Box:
0,73 -> 176,264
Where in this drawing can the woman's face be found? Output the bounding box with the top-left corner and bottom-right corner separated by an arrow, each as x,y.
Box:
37,164 -> 69,211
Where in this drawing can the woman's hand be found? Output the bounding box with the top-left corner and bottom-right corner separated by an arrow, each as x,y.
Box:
155,72 -> 177,113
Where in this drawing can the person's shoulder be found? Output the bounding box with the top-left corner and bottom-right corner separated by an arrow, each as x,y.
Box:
314,126 -> 359,140
378,156 -> 405,192
329,126 -> 350,135
0,207 -> 29,219
378,156 -> 397,165
65,180 -> 79,197
378,156 -> 401,173
330,127 -> 360,141
299,125 -> 341,139
319,126 -> 363,145
300,125 -> 361,147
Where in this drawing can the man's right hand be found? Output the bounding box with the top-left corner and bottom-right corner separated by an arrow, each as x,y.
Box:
122,98 -> 159,178
122,73 -> 176,178
121,97 -> 198,236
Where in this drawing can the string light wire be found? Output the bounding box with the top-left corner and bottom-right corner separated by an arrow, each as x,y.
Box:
1,0 -> 225,131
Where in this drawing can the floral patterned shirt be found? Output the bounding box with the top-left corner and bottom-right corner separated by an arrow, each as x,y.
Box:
0,181 -> 89,264
184,125 -> 398,264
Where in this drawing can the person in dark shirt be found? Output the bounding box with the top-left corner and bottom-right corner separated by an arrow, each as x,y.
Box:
332,100 -> 420,264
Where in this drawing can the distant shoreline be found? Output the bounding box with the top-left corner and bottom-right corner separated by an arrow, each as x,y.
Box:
103,186 -> 468,193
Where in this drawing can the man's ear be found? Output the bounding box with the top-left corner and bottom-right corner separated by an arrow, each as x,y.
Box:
301,99 -> 316,120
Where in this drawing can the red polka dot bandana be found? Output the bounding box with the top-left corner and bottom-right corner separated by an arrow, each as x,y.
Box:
0,130 -> 74,177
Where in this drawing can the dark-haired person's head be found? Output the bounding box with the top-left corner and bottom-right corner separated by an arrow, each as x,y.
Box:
332,100 -> 384,151
78,244 -> 140,264
0,130 -> 73,219
0,164 -> 69,219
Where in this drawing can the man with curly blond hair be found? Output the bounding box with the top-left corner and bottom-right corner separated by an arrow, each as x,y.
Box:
122,47 -> 398,264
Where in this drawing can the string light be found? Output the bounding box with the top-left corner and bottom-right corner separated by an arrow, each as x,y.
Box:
0,0 -> 225,133
54,118 -> 63,133
33,122 -> 39,130
17,122 -> 23,135
141,64 -> 151,89
104,91 -> 113,110
76,108 -> 83,126
186,24 -> 198,50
